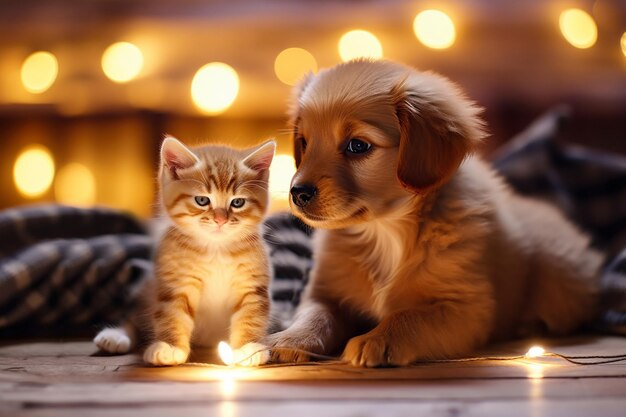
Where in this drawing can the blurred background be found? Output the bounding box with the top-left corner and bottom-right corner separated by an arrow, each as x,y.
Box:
0,0 -> 624,218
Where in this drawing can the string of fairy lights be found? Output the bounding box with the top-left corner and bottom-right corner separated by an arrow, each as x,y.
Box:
8,6 -> 626,209
216,341 -> 626,369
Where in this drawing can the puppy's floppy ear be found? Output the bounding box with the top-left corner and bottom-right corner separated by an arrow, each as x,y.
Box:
391,72 -> 486,194
289,72 -> 315,168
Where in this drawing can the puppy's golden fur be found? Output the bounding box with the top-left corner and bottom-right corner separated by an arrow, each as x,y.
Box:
264,59 -> 603,367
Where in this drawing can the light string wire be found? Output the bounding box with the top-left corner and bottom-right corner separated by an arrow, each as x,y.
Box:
547,352 -> 626,365
226,346 -> 626,367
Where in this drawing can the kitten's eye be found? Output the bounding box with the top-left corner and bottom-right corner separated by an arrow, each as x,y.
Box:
194,196 -> 210,206
231,198 -> 245,208
346,138 -> 372,154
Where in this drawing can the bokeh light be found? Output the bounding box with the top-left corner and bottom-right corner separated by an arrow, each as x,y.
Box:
191,62 -> 239,115
269,154 -> 297,199
274,47 -> 318,86
621,32 -> 626,57
559,9 -> 597,49
13,145 -> 55,198
54,163 -> 96,206
413,10 -> 456,49
101,42 -> 144,83
20,51 -> 58,94
338,30 -> 383,62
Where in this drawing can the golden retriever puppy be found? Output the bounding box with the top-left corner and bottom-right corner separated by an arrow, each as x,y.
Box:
264,59 -> 603,367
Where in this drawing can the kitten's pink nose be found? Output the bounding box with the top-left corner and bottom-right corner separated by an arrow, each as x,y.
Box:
214,209 -> 228,227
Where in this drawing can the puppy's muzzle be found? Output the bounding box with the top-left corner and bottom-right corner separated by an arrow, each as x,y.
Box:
290,184 -> 317,208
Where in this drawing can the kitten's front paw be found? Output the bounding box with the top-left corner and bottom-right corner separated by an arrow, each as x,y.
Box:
143,341 -> 188,366
94,328 -> 131,354
342,333 -> 412,367
233,342 -> 270,366
263,331 -> 320,363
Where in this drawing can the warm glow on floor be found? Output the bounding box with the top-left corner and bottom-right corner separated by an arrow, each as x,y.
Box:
191,62 -> 239,115
13,145 -> 55,198
526,362 -> 544,379
413,10 -> 456,49
220,377 -> 237,399
101,42 -> 144,83
274,47 -> 318,86
338,30 -> 383,62
21,51 -> 58,94
219,400 -> 237,417
559,9 -> 597,49
54,163 -> 97,206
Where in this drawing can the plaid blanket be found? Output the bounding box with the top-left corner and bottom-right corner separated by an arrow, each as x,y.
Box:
0,107 -> 624,336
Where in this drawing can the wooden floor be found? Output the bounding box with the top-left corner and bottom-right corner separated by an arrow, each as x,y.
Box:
1,336 -> 626,416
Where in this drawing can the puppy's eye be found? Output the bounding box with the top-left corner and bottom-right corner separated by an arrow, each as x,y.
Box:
194,196 -> 210,206
231,198 -> 245,208
299,137 -> 307,153
346,138 -> 372,154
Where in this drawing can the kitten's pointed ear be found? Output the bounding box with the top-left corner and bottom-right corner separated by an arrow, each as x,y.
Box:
160,136 -> 199,175
243,140 -> 276,172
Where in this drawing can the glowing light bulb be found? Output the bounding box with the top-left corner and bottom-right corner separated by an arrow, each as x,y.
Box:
269,154 -> 297,199
191,62 -> 239,115
413,10 -> 456,49
559,9 -> 597,49
101,42 -> 144,83
13,145 -> 55,198
54,163 -> 96,206
21,51 -> 58,94
525,346 -> 546,358
218,341 -> 234,365
338,30 -> 383,62
274,47 -> 318,86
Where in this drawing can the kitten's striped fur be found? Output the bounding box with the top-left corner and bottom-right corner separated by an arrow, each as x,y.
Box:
95,136 -> 275,366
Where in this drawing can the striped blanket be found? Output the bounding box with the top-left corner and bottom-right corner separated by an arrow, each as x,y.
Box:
0,206 -> 152,333
0,206 -> 313,335
0,107 -> 624,336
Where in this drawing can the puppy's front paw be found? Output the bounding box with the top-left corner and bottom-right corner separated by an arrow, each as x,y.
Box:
233,342 -> 270,367
262,331 -> 320,363
143,341 -> 188,366
342,333 -> 412,367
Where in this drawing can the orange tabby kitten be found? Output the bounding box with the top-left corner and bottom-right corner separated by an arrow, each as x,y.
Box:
94,136 -> 275,366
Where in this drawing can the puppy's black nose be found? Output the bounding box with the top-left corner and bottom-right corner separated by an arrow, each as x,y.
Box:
290,184 -> 317,208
